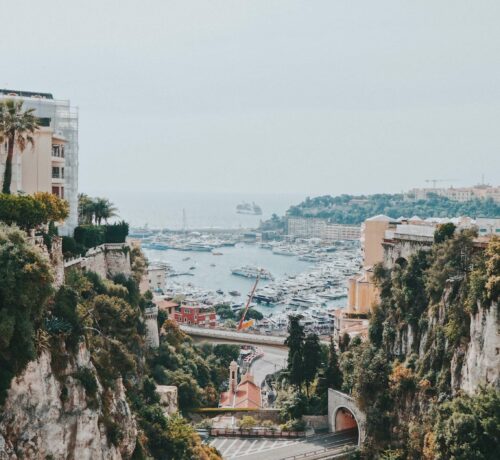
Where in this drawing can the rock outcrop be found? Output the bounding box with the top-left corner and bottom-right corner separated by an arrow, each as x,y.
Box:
0,344 -> 137,460
459,303 -> 500,394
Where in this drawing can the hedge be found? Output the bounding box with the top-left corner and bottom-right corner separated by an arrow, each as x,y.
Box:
73,221 -> 129,250
104,221 -> 129,243
74,225 -> 105,248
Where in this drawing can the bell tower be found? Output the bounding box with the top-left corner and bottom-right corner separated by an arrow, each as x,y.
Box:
229,360 -> 238,392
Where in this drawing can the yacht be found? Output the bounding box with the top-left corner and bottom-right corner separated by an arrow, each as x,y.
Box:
231,266 -> 274,280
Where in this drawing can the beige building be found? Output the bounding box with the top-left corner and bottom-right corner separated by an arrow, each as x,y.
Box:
409,184 -> 500,203
361,215 -> 395,268
287,216 -> 360,241
345,269 -> 379,316
0,89 -> 78,235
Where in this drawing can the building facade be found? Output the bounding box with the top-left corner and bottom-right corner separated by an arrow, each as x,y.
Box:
219,361 -> 262,409
174,304 -> 216,327
0,89 -> 78,235
408,184 -> 500,203
287,217 -> 361,241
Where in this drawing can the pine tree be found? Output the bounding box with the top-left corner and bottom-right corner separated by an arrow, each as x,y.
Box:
325,336 -> 342,390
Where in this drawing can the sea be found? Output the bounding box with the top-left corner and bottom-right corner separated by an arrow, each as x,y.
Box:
106,190 -> 346,312
143,243 -> 347,314
101,191 -> 306,230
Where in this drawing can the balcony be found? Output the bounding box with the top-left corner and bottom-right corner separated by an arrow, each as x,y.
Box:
51,145 -> 65,160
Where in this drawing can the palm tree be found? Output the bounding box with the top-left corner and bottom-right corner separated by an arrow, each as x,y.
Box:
93,197 -> 118,225
0,99 -> 40,194
78,193 -> 95,225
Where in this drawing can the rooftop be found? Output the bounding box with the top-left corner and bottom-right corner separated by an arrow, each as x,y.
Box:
0,89 -> 54,99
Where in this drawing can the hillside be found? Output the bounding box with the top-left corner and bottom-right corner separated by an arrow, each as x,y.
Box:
0,224 -> 221,460
286,194 -> 500,225
338,232 -> 500,458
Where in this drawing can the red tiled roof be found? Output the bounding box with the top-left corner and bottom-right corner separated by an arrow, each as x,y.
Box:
219,374 -> 261,409
154,299 -> 179,310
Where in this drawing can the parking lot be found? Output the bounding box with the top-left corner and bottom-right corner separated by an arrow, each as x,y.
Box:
208,430 -> 357,459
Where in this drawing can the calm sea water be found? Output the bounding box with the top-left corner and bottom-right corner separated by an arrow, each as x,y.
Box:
145,243 -> 310,292
144,243 -> 346,313
102,191 -> 306,229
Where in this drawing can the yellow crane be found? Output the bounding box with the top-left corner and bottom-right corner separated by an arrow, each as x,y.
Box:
237,270 -> 261,331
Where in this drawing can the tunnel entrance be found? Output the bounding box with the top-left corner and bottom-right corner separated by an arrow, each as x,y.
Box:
334,407 -> 359,443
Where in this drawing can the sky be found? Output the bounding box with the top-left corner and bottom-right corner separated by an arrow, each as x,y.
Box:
1,0 -> 500,198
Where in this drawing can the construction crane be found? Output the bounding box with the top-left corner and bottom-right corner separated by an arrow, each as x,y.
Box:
237,270 -> 261,331
425,179 -> 456,188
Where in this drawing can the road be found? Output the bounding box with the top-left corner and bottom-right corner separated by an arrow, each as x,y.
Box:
250,345 -> 288,386
208,430 -> 358,459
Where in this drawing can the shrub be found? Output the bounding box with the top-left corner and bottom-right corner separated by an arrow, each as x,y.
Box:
104,220 -> 129,243
238,416 -> 257,429
0,193 -> 68,230
73,367 -> 98,397
0,225 -> 53,403
62,236 -> 85,259
280,418 -> 306,431
74,225 -> 105,248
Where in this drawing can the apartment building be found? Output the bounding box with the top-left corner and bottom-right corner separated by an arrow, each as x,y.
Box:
0,89 -> 78,235
174,304 -> 217,327
287,217 -> 361,241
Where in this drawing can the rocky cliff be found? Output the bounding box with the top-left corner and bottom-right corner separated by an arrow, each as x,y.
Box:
0,344 -> 137,460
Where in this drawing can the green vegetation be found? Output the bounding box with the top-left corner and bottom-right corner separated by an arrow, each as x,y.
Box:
78,193 -> 118,225
0,99 -> 40,194
61,221 -> 129,259
0,221 -> 222,458
431,388 -> 500,460
148,326 -> 239,410
0,225 -> 53,403
214,303 -> 264,323
286,193 -> 500,224
0,192 -> 69,231
339,233 -> 500,458
275,316 -> 336,421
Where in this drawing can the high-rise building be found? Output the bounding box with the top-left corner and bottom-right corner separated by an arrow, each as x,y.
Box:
0,89 -> 78,235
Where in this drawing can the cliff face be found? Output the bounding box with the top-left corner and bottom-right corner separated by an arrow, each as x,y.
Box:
0,344 -> 137,460
458,302 -> 500,394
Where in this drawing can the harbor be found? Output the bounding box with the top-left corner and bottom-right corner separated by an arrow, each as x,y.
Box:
139,230 -> 362,336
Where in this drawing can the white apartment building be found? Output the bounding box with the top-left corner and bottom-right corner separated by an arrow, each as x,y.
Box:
287,217 -> 361,241
0,89 -> 78,235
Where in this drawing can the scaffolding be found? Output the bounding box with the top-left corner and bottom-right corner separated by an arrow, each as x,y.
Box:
0,91 -> 79,235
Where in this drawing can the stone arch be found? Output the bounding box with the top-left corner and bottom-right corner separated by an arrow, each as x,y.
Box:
333,406 -> 360,444
328,389 -> 366,446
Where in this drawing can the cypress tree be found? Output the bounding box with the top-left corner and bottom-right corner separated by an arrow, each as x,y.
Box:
303,333 -> 322,396
325,336 -> 342,390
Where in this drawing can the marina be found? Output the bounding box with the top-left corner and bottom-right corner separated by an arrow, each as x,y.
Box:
140,232 -> 362,335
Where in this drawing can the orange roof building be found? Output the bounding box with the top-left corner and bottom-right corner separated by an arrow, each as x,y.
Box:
219,361 -> 262,409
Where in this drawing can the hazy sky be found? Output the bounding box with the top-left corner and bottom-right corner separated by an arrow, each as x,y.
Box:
1,1 -> 499,197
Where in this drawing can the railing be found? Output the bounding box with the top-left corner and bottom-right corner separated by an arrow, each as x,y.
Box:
209,428 -> 305,438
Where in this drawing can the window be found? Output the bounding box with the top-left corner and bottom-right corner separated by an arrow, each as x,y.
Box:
52,167 -> 60,179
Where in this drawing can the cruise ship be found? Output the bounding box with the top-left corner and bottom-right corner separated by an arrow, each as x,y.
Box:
231,266 -> 274,280
236,201 -> 262,215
